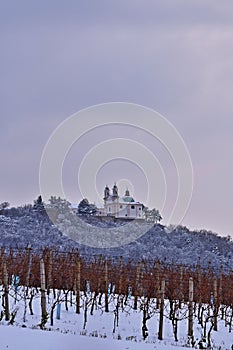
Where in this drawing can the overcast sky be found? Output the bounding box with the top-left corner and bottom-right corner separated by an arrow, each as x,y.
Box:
1,1 -> 233,237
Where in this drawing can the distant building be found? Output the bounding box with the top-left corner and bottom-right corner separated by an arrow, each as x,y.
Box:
96,183 -> 144,219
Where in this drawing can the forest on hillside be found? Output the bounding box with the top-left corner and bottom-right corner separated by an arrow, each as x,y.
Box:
0,197 -> 232,272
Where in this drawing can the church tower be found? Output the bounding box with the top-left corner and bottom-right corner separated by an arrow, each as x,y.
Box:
104,185 -> 110,200
112,183 -> 119,199
125,188 -> 130,197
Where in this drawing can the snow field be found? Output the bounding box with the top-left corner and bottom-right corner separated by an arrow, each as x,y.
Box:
0,287 -> 232,349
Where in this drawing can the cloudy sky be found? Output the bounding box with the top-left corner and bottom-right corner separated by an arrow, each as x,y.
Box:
1,1 -> 233,237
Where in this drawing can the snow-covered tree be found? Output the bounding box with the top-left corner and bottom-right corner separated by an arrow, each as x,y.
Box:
78,199 -> 97,215
33,195 -> 46,216
0,201 -> 10,210
144,207 -> 162,223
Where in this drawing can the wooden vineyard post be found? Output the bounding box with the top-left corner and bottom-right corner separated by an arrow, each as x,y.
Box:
197,259 -> 203,326
179,265 -> 183,308
118,256 -> 123,295
104,260 -> 109,313
158,277 -> 165,340
97,255 -> 103,306
26,245 -> 32,293
188,277 -> 194,337
134,262 -> 141,310
219,265 -> 223,319
213,277 -> 218,331
155,261 -> 160,309
3,261 -> 10,321
40,259 -> 47,326
219,266 -> 222,301
47,250 -> 53,295
75,258 -> 81,314
197,259 -> 201,304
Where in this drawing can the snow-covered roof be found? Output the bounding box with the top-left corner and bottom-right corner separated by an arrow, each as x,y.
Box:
120,196 -> 135,203
118,197 -> 143,205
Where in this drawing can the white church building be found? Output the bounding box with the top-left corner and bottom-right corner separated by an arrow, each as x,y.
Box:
97,183 -> 144,219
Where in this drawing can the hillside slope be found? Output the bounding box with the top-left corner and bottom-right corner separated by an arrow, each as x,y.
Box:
0,208 -> 232,271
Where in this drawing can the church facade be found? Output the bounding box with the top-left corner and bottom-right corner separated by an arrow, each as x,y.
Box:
97,183 -> 144,219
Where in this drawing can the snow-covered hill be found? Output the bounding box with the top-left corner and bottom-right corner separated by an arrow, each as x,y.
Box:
0,208 -> 232,271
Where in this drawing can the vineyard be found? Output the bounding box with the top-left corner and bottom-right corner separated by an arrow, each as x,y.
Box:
0,248 -> 233,349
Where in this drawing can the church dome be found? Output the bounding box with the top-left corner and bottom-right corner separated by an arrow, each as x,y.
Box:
120,196 -> 135,203
119,189 -> 135,202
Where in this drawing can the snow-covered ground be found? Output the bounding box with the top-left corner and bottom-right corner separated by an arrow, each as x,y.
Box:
0,288 -> 232,350
0,326 -> 187,350
0,317 -> 232,350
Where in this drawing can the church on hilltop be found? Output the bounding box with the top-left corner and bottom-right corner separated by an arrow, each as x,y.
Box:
97,183 -> 144,219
